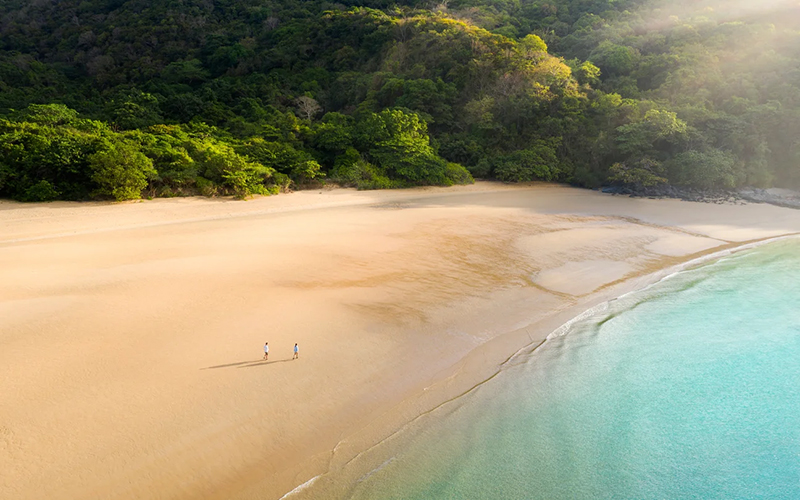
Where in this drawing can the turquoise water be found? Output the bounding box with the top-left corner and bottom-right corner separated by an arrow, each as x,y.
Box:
350,240 -> 800,499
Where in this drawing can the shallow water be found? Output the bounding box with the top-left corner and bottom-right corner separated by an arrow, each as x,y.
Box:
348,240 -> 800,499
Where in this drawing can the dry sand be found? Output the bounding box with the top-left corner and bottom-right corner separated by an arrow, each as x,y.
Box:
2,182 -> 799,499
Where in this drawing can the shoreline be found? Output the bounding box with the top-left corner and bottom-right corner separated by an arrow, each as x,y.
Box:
550,230 -> 800,343
281,232 -> 800,499
3,182 -> 800,500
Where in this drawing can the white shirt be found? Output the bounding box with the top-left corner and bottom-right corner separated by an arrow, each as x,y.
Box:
264,345 -> 269,353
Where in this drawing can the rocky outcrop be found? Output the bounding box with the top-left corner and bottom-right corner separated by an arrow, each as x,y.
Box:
737,188 -> 800,209
601,184 -> 745,205
601,185 -> 800,209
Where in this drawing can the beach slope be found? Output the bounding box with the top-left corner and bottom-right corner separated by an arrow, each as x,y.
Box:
2,183 -> 799,499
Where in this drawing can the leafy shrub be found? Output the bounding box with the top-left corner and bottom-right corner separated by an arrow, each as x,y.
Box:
272,173 -> 292,192
357,175 -> 405,190
155,186 -> 177,197
444,162 -> 474,185
292,160 -> 324,184
493,141 -> 560,182
89,143 -> 156,201
17,104 -> 79,126
608,157 -> 666,187
190,140 -> 278,198
0,113 -> 103,200
195,176 -> 218,197
21,180 -> 60,201
329,148 -> 395,189
235,138 -> 318,185
468,159 -> 492,178
667,150 -> 740,190
358,109 -> 453,185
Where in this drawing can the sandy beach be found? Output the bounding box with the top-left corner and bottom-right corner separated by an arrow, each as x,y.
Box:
2,182 -> 800,500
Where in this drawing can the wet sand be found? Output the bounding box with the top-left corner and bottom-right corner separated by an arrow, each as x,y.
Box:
2,182 -> 799,499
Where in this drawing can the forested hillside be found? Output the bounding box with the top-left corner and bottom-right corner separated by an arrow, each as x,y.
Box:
0,0 -> 798,200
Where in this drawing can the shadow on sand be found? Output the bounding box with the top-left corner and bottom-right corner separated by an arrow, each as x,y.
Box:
202,358 -> 294,370
239,359 -> 293,368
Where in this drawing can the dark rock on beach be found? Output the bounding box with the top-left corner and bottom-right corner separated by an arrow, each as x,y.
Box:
737,188 -> 800,209
601,185 -> 800,210
601,184 -> 746,205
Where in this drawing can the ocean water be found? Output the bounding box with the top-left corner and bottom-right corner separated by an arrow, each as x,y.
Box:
348,239 -> 800,500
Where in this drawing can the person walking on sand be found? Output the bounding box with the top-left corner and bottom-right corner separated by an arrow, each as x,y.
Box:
263,342 -> 269,360
293,343 -> 299,360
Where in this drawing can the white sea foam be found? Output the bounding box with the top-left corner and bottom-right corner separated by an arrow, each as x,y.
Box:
544,234 -> 800,342
357,456 -> 397,483
278,475 -> 320,500
547,302 -> 609,340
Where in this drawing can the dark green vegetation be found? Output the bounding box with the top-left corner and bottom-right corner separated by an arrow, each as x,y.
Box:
1,0 -> 798,201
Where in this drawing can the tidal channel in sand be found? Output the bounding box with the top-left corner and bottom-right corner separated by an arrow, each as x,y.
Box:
2,182 -> 799,499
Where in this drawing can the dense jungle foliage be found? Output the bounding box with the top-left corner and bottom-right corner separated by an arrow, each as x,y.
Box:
0,0 -> 798,200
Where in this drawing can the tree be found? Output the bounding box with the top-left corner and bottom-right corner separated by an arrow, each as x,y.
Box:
312,112 -> 355,164
191,139 -> 277,197
357,109 -> 471,186
519,34 -> 548,59
89,143 -> 156,201
107,90 -> 163,130
296,96 -> 322,121
18,104 -> 79,126
667,150 -> 739,189
162,59 -> 209,84
608,157 -> 667,188
493,140 -> 561,182
616,109 -> 688,158
573,61 -> 601,86
589,42 -> 640,77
